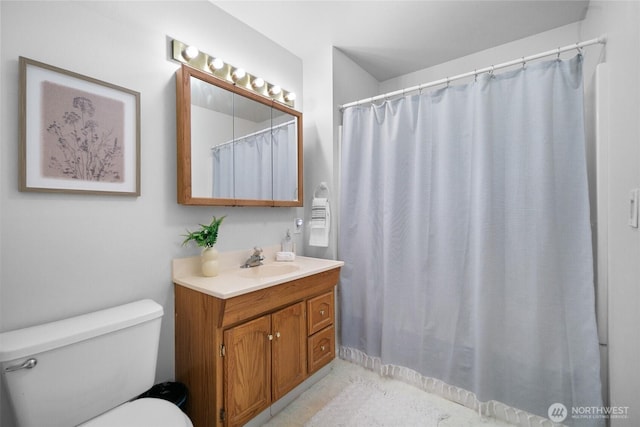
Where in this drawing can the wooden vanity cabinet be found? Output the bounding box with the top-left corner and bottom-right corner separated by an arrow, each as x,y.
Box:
175,267 -> 340,427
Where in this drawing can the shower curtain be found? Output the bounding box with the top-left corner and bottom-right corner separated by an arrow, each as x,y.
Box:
272,123 -> 298,200
212,121 -> 297,199
212,143 -> 234,198
339,55 -> 603,424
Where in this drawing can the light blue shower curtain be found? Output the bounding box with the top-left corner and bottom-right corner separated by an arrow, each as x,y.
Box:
212,143 -> 234,198
272,124 -> 298,200
212,121 -> 297,200
212,132 -> 272,199
339,55 -> 602,424
233,132 -> 273,200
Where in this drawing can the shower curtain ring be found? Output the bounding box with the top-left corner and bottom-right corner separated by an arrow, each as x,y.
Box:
521,57 -> 526,69
474,69 -> 478,82
446,77 -> 450,87
557,47 -> 561,59
575,42 -> 584,56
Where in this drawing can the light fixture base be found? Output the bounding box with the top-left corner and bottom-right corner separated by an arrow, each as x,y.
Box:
171,39 -> 295,108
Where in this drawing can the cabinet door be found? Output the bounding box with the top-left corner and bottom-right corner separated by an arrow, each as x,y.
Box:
224,315 -> 272,427
271,301 -> 307,400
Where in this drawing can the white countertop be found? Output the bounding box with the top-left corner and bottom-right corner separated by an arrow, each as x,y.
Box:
172,247 -> 344,299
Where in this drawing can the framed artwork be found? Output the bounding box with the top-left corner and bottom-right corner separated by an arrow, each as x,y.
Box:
19,57 -> 140,196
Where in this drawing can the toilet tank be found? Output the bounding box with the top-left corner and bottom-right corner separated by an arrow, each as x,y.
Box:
0,299 -> 163,427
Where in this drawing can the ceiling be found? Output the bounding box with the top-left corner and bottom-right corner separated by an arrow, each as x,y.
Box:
213,0 -> 589,81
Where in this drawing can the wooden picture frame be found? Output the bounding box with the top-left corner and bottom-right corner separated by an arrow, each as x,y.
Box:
19,57 -> 140,196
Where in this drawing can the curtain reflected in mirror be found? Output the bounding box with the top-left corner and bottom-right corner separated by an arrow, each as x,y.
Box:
212,118 -> 297,200
271,112 -> 298,200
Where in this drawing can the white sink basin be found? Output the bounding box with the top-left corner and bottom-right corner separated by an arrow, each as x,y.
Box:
238,263 -> 300,278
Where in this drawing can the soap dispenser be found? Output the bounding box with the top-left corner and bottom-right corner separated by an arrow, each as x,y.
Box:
281,229 -> 293,252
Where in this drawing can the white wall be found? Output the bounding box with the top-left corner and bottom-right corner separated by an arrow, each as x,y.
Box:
300,45 -> 337,259
0,2 -> 302,425
581,2 -> 640,425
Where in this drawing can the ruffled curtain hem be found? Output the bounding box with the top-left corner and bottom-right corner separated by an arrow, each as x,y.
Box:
338,346 -> 559,427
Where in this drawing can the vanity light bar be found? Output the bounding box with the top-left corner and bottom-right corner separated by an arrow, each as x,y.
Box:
171,39 -> 296,107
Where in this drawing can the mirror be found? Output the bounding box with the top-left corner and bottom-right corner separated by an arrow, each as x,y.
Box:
176,64 -> 303,206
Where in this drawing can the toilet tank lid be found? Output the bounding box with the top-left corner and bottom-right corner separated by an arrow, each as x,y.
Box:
0,299 -> 163,362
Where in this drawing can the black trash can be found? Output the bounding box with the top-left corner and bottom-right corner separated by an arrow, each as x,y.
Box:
138,381 -> 188,412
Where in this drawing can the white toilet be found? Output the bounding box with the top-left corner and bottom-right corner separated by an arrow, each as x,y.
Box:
0,299 -> 193,427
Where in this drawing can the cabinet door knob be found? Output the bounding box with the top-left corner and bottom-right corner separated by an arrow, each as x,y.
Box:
275,332 -> 281,338
268,334 -> 273,341
320,345 -> 326,352
320,310 -> 325,316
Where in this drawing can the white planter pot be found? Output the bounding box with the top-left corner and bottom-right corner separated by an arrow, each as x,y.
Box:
201,247 -> 219,277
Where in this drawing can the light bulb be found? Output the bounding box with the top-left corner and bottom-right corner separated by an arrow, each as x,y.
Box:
252,77 -> 265,89
183,45 -> 199,60
285,92 -> 296,102
232,68 -> 246,81
269,85 -> 281,96
209,57 -> 224,71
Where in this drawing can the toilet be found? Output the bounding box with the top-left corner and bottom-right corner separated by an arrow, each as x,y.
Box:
0,299 -> 193,427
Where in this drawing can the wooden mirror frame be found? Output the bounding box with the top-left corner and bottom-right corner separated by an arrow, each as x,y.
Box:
176,64 -> 303,206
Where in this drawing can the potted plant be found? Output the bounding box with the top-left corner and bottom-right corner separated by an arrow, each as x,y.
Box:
182,216 -> 225,277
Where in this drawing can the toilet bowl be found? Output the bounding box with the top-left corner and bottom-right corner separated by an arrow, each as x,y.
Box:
81,397 -> 192,427
0,299 -> 193,427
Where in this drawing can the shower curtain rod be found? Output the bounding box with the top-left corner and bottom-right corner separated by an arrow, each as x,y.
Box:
340,35 -> 606,110
212,119 -> 296,151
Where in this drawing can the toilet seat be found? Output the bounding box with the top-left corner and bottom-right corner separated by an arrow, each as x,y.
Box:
80,397 -> 193,427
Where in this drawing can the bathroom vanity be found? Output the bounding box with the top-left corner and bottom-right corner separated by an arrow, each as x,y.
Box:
173,252 -> 343,427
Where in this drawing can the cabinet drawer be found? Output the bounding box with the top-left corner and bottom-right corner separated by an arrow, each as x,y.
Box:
307,291 -> 334,335
308,325 -> 335,374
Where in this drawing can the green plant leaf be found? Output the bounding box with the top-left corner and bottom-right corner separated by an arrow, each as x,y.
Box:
182,215 -> 226,248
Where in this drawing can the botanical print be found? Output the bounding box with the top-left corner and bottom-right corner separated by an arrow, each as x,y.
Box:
41,81 -> 125,182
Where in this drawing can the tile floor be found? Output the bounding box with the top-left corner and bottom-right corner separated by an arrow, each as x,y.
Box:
263,359 -> 514,426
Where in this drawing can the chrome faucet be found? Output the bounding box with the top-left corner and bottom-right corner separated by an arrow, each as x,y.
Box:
241,247 -> 264,268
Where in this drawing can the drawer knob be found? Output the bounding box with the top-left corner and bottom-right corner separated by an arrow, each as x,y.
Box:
320,310 -> 326,316
320,345 -> 326,351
